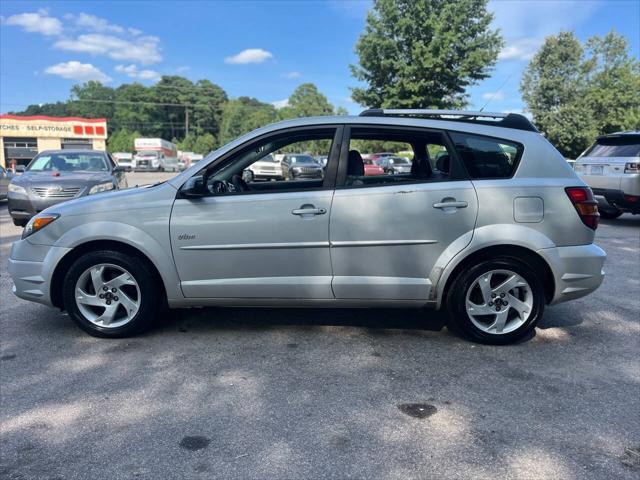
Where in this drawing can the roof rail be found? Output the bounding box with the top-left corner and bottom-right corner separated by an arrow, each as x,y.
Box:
359,108 -> 538,132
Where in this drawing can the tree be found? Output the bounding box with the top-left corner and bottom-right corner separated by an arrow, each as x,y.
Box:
521,30 -> 639,158
107,129 -> 140,153
584,31 -> 640,134
193,133 -> 217,155
278,83 -> 335,118
219,97 -> 277,145
351,0 -> 502,109
69,81 -> 116,119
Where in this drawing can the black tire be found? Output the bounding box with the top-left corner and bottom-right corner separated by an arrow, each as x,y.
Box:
12,218 -> 27,227
598,206 -> 623,219
445,257 -> 545,345
62,250 -> 160,338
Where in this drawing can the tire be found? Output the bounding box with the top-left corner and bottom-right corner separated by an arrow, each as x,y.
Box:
62,250 -> 160,338
598,206 -> 623,219
445,257 -> 545,345
12,218 -> 27,227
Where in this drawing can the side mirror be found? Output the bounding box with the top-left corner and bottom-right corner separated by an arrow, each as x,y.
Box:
16,165 -> 25,173
180,175 -> 205,198
113,166 -> 126,173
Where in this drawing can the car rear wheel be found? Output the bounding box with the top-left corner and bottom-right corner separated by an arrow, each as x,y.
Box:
445,257 -> 545,344
63,250 -> 159,338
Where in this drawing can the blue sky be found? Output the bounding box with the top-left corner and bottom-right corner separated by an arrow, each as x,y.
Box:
1,0 -> 638,117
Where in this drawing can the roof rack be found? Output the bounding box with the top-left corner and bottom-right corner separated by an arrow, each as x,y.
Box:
359,108 -> 538,132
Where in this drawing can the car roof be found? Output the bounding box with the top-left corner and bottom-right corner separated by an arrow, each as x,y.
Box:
596,131 -> 640,140
37,149 -> 108,155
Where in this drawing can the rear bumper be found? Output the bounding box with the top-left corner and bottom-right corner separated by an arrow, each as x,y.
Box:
591,188 -> 640,213
537,244 -> 606,305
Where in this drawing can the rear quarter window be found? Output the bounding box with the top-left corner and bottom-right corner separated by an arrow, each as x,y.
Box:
449,132 -> 523,179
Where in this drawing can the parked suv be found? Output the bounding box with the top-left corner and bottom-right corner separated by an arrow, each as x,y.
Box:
8,110 -> 605,344
574,131 -> 640,218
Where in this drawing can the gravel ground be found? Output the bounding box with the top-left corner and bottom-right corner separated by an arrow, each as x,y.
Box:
1,172 -> 639,479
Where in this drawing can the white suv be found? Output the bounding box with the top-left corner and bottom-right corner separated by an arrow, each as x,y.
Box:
574,131 -> 640,218
8,110 -> 606,344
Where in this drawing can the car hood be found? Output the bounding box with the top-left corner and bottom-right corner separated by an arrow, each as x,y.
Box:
45,182 -> 177,217
13,171 -> 113,186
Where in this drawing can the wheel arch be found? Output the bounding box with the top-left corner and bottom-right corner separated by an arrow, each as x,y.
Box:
437,244 -> 556,308
50,239 -> 169,309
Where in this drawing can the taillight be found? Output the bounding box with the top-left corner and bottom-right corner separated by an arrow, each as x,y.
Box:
565,187 -> 599,230
624,162 -> 640,173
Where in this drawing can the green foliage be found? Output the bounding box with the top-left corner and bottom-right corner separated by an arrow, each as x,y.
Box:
521,30 -> 640,158
278,83 -> 335,119
219,97 -> 278,145
107,129 -> 140,154
193,133 -> 217,155
351,0 -> 502,109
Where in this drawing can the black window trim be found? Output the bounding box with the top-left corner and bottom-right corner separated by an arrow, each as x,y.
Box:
179,124 -> 344,198
335,123 -> 469,189
445,129 -> 525,181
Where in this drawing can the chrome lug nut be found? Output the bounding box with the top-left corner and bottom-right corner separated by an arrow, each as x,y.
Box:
491,293 -> 496,298
504,301 -> 508,306
114,296 -> 119,301
500,293 -> 506,298
103,286 -> 108,291
489,302 -> 494,306
111,288 -> 117,293
99,294 -> 104,299
496,306 -> 501,311
106,300 -> 111,305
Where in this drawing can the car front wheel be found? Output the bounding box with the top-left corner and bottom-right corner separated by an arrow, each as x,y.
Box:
63,250 -> 160,338
445,257 -> 545,344
12,218 -> 27,227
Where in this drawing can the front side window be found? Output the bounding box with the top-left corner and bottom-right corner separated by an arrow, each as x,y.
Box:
27,153 -> 109,172
200,128 -> 336,196
342,127 -> 466,188
449,132 -> 523,179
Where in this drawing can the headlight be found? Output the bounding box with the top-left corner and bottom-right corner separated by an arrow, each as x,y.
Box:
22,213 -> 59,239
89,182 -> 115,195
8,183 -> 27,195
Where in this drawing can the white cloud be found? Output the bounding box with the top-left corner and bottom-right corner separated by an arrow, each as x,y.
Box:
284,71 -> 301,79
498,38 -> 543,61
128,27 -> 142,36
4,9 -> 62,36
45,61 -> 112,83
54,33 -> 162,64
176,66 -> 191,73
482,91 -> 505,101
115,64 -> 161,82
66,12 -> 124,34
271,99 -> 289,109
225,48 -> 273,65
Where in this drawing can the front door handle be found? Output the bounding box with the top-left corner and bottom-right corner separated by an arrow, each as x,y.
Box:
433,198 -> 468,209
292,204 -> 327,216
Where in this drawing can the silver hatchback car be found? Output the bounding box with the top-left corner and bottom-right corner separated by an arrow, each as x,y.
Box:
8,110 -> 606,344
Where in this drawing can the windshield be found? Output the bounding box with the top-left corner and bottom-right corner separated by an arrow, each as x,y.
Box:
585,140 -> 640,158
27,153 -> 109,172
257,154 -> 277,162
137,151 -> 159,158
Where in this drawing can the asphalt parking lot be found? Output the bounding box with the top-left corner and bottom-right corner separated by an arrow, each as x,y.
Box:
1,172 -> 639,479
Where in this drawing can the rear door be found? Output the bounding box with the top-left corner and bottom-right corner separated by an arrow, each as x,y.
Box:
329,126 -> 477,300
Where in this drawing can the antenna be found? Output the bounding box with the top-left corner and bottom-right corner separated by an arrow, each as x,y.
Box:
479,71 -> 514,112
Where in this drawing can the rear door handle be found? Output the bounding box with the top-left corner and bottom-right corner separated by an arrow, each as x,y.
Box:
433,200 -> 468,209
292,204 -> 327,216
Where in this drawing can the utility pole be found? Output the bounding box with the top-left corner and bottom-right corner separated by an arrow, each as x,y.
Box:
185,107 -> 189,136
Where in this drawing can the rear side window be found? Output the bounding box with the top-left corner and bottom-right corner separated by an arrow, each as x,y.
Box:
449,132 -> 523,179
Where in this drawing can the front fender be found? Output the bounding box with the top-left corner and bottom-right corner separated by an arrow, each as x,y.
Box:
53,221 -> 183,301
431,223 -> 556,308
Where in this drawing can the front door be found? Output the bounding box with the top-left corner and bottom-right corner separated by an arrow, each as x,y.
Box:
329,126 -> 478,300
170,126 -> 341,299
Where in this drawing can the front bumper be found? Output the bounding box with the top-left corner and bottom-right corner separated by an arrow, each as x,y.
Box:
8,239 -> 71,307
537,243 -> 606,305
8,194 -> 70,220
591,188 -> 640,213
